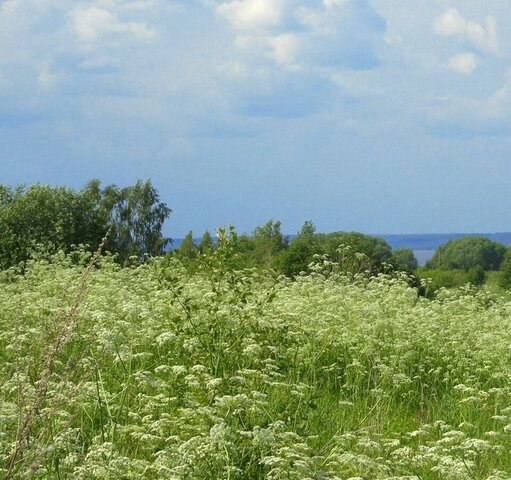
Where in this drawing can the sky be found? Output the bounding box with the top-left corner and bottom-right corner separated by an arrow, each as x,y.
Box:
0,0 -> 510,237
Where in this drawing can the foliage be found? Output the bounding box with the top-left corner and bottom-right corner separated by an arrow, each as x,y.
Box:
251,219 -> 288,266
0,180 -> 171,269
414,268 -> 471,296
0,184 -> 105,270
176,231 -> 197,260
316,231 -> 393,273
467,266 -> 487,286
85,180 -> 171,263
174,225 -> 394,278
198,231 -> 214,254
426,236 -> 506,272
281,221 -> 320,277
389,248 -> 418,272
2,245 -> 511,478
499,247 -> 511,290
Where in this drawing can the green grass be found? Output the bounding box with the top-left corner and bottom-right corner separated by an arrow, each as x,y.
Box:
1,250 -> 511,479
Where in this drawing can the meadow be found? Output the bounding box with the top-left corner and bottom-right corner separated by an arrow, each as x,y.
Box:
1,242 -> 511,479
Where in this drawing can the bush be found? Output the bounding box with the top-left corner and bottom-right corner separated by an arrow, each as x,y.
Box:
316,231 -> 392,272
467,266 -> 486,286
415,268 -> 470,296
389,248 -> 418,272
499,247 -> 511,289
3,252 -> 511,477
426,236 -> 506,271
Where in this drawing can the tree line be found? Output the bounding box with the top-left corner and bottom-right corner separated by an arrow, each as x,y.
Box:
1,180 -> 510,291
416,236 -> 511,292
175,225 -> 511,293
0,180 -> 170,269
175,220 -> 419,276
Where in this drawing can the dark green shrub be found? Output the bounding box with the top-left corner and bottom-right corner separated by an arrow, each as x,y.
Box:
415,268 -> 470,297
499,247 -> 511,289
389,248 -> 418,272
426,236 -> 505,271
467,266 -> 486,286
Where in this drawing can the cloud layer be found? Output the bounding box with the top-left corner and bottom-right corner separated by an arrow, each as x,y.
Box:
215,0 -> 386,71
0,1 -> 510,234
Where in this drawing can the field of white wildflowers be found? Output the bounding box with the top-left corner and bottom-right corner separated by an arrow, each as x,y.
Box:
1,246 -> 511,479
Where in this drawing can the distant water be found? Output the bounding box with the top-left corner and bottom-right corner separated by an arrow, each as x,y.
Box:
413,250 -> 435,266
377,233 -> 511,267
377,232 -> 511,251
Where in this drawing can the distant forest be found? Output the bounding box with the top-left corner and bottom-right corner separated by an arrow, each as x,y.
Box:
171,232 -> 511,254
1,180 -> 511,295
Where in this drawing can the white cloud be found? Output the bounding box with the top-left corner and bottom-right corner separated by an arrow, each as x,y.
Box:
96,0 -> 159,11
428,70 -> 511,137
216,0 -> 385,75
216,0 -> 286,30
323,0 -> 348,9
448,53 -> 476,74
1,0 -> 17,15
37,65 -> 58,89
433,8 -> 465,36
268,33 -> 300,65
488,69 -> 511,115
70,6 -> 154,43
433,8 -> 499,55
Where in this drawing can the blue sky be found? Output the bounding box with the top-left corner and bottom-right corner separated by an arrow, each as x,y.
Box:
0,0 -> 510,237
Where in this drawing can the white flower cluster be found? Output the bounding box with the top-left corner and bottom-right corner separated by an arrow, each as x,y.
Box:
1,253 -> 511,478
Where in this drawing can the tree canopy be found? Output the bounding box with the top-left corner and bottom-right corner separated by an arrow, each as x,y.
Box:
426,236 -> 506,271
499,247 -> 511,289
251,219 -> 288,266
198,231 -> 214,253
316,231 -> 393,268
389,248 -> 418,272
280,221 -> 319,276
0,180 -> 171,269
177,231 -> 197,260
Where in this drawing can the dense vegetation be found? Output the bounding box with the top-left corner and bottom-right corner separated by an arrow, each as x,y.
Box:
425,237 -> 506,272
176,221 -> 400,277
0,180 -> 171,269
1,181 -> 510,293
2,234 -> 511,479
2,180 -> 511,478
176,224 -> 511,295
499,248 -> 511,289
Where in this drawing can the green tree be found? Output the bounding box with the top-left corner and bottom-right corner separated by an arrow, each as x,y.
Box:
415,268 -> 470,297
106,180 -> 171,262
390,248 -> 418,272
317,231 -> 392,270
82,179 -> 171,264
198,230 -> 214,254
426,236 -> 506,271
178,231 -> 198,260
499,247 -> 511,289
0,180 -> 172,270
467,266 -> 486,286
226,233 -> 256,268
281,221 -> 320,276
252,219 -> 287,265
0,184 -> 105,269
235,234 -> 255,255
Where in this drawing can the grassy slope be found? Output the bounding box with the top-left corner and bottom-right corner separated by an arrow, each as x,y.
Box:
1,253 -> 511,479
